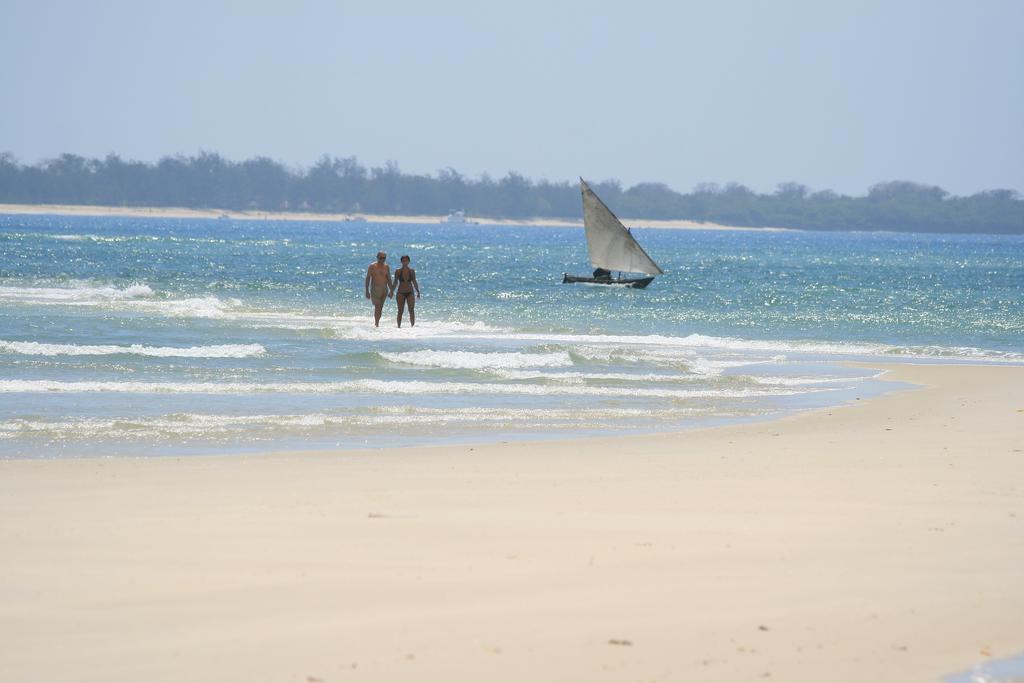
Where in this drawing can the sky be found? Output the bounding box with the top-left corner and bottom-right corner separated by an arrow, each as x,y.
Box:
2,0 -> 1022,197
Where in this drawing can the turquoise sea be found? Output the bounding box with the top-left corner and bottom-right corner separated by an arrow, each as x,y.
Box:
2,213 -> 1022,457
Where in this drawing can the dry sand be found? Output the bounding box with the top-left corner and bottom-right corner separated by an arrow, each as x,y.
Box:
0,202 -> 779,230
1,363 -> 1022,682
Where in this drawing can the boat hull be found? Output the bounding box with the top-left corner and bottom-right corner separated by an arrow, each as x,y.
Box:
562,274 -> 654,289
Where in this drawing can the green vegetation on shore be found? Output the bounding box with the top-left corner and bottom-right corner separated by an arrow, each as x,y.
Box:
1,152 -> 1021,234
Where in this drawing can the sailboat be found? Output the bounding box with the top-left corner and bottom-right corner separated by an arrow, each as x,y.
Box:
562,179 -> 663,289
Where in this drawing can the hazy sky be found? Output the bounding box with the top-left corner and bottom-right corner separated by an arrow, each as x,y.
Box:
2,0 -> 1021,196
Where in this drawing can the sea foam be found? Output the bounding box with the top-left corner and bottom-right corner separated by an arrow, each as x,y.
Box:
379,349 -> 574,370
0,282 -> 155,302
0,281 -> 239,318
0,340 -> 266,358
0,378 -> 811,399
0,405 -> 713,441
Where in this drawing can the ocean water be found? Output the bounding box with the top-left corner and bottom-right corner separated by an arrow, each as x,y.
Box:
1,213 -> 1022,457
945,651 -> 1024,683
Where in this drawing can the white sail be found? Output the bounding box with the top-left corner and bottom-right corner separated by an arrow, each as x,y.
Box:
580,179 -> 663,275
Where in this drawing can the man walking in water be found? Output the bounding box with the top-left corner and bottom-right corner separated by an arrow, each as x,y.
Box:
364,251 -> 392,327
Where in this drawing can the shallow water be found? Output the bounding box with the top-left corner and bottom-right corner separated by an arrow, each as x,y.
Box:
945,651 -> 1024,683
1,214 -> 1022,457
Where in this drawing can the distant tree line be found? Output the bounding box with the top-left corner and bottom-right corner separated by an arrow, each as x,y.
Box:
1,151 -> 1021,234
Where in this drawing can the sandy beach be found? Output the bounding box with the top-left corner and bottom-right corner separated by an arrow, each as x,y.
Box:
0,202 -> 779,231
1,362 -> 1021,682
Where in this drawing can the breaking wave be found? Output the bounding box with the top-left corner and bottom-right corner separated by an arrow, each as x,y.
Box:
0,281 -> 237,318
379,349 -> 573,370
0,340 -> 266,358
0,378 -> 812,399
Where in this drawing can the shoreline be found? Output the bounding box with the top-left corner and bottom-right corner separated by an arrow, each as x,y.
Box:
1,362 -> 1022,681
0,364 -> 902,462
0,201 -> 787,231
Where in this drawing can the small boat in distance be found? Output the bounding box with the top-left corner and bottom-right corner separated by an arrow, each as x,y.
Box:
443,210 -> 476,224
563,179 -> 663,289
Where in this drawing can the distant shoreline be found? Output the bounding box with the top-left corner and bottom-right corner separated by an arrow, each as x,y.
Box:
0,202 -> 787,232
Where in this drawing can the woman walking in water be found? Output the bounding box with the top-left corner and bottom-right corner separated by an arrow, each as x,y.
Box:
391,254 -> 420,327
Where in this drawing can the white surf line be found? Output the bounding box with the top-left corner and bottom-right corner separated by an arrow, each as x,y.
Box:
0,340 -> 266,358
0,378 -> 817,399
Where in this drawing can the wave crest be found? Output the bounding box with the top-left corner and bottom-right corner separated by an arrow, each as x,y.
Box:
0,282 -> 155,302
0,340 -> 266,358
380,349 -> 573,370
0,378 -> 809,399
0,281 -> 238,318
